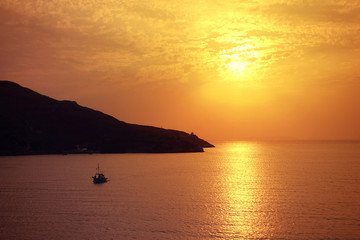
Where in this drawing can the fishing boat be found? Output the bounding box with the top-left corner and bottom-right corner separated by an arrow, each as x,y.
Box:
92,164 -> 108,184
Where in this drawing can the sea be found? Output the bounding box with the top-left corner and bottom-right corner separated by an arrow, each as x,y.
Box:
1,141 -> 359,239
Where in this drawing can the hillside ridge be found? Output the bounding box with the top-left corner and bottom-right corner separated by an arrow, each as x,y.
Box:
0,81 -> 214,155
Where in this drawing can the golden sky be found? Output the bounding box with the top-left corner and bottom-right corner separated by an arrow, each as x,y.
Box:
1,0 -> 360,140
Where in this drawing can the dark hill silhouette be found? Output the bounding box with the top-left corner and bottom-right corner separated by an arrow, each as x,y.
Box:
0,81 -> 214,155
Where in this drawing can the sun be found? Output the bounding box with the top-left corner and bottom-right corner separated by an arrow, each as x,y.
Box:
226,61 -> 249,76
218,44 -> 259,80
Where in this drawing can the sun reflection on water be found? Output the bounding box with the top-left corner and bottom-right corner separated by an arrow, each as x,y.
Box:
214,141 -> 270,238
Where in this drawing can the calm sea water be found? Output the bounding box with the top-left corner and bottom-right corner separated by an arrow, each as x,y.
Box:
1,141 -> 360,239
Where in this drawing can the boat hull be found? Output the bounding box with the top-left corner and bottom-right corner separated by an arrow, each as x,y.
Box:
92,175 -> 108,184
93,179 -> 107,184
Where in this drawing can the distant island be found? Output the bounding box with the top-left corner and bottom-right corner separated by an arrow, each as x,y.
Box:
0,81 -> 214,155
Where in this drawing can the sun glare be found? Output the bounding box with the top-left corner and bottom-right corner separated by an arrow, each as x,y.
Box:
226,61 -> 249,76
219,44 -> 259,80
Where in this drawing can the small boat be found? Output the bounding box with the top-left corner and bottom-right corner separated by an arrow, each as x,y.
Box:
92,164 -> 108,184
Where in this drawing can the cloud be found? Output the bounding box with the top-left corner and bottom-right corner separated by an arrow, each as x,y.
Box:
1,0 -> 359,88
261,1 -> 360,23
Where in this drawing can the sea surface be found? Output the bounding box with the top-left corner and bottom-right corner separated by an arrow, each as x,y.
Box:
1,141 -> 360,239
